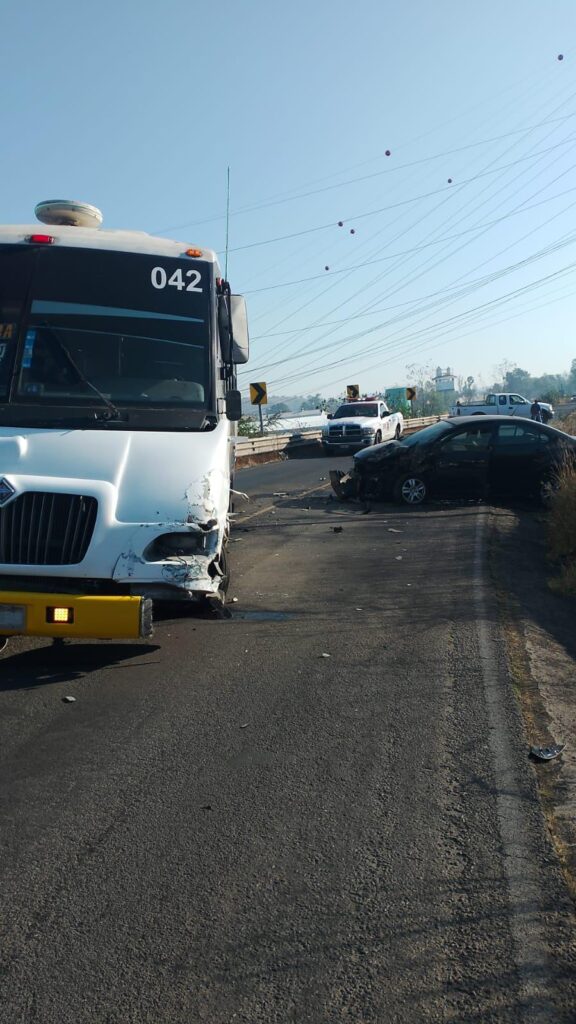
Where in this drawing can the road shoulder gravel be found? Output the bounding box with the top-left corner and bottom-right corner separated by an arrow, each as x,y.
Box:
489,505 -> 576,900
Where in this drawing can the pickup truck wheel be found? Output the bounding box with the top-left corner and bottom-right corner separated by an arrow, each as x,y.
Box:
374,431 -> 382,445
395,424 -> 402,440
393,475 -> 427,505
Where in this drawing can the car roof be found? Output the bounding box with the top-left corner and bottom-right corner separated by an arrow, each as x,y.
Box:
445,415 -> 575,440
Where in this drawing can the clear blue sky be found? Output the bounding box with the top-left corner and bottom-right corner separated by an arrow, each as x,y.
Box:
2,0 -> 576,399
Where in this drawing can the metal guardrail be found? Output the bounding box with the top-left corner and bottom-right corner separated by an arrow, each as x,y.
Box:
235,415 -> 445,460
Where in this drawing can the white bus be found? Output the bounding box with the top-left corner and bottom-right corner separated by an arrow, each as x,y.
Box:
0,200 -> 248,641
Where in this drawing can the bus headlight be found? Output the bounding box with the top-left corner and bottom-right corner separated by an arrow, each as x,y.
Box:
143,530 -> 218,561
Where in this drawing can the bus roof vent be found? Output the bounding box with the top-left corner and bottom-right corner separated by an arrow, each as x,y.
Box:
35,200 -> 103,229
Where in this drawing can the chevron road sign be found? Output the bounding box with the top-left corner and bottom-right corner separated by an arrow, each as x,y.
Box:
250,382 -> 268,406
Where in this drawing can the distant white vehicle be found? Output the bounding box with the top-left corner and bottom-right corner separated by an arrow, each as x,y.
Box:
322,400 -> 403,451
450,392 -> 554,421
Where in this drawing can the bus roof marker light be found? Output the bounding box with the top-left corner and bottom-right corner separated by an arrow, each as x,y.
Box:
35,200 -> 103,229
185,247 -> 203,258
27,234 -> 54,244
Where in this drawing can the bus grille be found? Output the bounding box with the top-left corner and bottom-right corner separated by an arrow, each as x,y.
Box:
0,493 -> 97,565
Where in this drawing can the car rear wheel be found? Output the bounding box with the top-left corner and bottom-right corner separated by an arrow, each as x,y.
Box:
395,424 -> 402,440
374,431 -> 382,445
393,475 -> 427,505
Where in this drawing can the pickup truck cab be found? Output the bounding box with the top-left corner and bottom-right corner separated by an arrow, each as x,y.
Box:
450,393 -> 554,421
322,400 -> 403,451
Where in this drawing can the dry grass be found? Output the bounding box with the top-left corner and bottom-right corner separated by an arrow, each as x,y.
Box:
547,447 -> 576,595
555,409 -> 576,435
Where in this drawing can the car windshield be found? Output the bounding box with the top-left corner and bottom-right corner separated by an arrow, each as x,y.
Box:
334,403 -> 378,417
0,245 -> 211,409
400,421 -> 454,446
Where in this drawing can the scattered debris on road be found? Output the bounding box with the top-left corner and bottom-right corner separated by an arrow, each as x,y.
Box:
62,696 -> 76,704
530,743 -> 566,761
320,652 -> 331,658
333,526 -> 343,533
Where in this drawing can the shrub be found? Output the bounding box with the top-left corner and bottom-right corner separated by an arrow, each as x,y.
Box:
556,410 -> 576,435
547,453 -> 576,595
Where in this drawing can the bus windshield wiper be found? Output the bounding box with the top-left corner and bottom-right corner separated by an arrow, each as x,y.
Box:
36,322 -> 126,421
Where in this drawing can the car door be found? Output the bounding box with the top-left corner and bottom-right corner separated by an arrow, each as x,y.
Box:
509,394 -> 531,418
431,422 -> 495,497
489,421 -> 555,497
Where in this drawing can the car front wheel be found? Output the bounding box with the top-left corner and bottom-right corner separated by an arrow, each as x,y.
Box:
374,430 -> 382,445
393,475 -> 427,505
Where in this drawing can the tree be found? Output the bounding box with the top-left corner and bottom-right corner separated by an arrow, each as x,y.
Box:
405,363 -> 454,416
301,393 -> 323,410
503,367 -> 532,393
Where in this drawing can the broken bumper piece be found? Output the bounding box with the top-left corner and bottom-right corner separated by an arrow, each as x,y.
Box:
0,591 -> 153,640
329,469 -> 361,500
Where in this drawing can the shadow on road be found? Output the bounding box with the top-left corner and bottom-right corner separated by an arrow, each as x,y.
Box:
492,507 -> 576,663
0,642 -> 161,691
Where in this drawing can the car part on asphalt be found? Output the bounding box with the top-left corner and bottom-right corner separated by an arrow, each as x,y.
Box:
530,744 -> 566,761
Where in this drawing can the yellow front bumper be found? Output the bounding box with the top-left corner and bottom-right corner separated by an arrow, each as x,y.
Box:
0,591 -> 153,639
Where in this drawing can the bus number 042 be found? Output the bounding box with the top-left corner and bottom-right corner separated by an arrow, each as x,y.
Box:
151,266 -> 202,292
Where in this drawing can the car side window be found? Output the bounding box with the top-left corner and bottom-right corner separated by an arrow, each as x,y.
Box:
509,394 -> 527,405
498,395 -> 507,405
439,426 -> 493,452
495,423 -> 550,445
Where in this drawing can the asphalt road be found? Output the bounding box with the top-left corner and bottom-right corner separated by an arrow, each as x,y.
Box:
0,453 -> 575,1023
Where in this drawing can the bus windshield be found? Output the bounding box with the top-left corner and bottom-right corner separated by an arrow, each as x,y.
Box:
0,246 -> 212,411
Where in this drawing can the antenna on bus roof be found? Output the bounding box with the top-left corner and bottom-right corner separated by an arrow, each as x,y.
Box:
224,166 -> 230,280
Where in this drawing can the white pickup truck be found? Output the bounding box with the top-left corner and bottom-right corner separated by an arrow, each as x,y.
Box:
322,400 -> 404,451
450,392 -> 554,421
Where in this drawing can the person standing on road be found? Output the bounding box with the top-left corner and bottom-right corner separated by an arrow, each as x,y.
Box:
531,399 -> 543,422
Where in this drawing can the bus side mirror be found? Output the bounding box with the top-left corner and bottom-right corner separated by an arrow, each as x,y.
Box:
230,295 -> 249,364
225,389 -> 242,421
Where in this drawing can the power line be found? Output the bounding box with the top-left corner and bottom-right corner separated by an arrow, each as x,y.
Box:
155,113 -> 576,235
